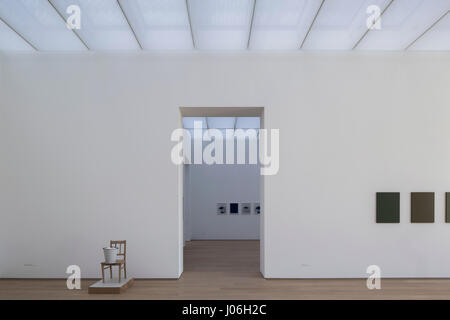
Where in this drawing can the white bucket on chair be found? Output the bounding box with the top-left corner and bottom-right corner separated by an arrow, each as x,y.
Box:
103,247 -> 118,263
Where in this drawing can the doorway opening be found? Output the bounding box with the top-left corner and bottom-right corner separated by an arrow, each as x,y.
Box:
178,107 -> 265,277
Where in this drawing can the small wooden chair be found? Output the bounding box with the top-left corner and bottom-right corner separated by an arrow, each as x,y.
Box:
101,240 -> 127,283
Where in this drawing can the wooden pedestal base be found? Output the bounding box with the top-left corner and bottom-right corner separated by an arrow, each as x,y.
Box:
88,277 -> 134,294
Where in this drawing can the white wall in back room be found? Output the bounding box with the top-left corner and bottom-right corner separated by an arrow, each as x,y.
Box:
183,134 -> 260,240
186,163 -> 260,240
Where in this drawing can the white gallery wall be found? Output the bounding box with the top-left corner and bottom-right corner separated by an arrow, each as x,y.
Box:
184,163 -> 260,240
1,52 -> 450,278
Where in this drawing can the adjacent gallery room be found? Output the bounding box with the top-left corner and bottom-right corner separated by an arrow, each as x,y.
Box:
182,115 -> 261,275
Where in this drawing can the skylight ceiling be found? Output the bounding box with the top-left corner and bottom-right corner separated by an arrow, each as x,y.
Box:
302,0 -> 392,50
188,0 -> 254,50
182,117 -> 207,129
49,0 -> 140,50
0,0 -> 87,51
409,10 -> 450,50
250,0 -> 323,50
207,117 -> 236,129
182,117 -> 260,129
0,0 -> 449,52
0,16 -> 34,50
119,0 -> 193,50
236,117 -> 260,129
357,0 -> 450,50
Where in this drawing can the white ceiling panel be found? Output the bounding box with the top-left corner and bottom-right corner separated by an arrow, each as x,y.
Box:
250,0 -> 323,50
409,10 -> 450,51
119,0 -> 193,50
188,0 -> 254,50
303,0 -> 391,50
0,0 -> 87,51
236,117 -> 260,128
357,0 -> 450,50
0,17 -> 34,50
183,117 -> 207,128
49,0 -> 140,50
207,117 -> 236,129
184,128 -> 207,139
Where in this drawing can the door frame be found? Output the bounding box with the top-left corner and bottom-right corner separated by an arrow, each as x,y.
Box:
177,107 -> 266,277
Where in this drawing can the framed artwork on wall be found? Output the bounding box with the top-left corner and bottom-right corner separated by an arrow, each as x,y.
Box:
411,192 -> 434,223
376,192 -> 400,223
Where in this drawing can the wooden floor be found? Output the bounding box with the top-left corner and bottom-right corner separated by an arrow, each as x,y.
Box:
2,240 -> 450,299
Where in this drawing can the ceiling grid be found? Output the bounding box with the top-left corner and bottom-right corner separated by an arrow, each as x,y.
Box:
0,0 -> 448,51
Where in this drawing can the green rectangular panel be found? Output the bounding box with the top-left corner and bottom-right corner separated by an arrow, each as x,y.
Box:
376,192 -> 400,223
446,193 -> 450,223
411,192 -> 434,223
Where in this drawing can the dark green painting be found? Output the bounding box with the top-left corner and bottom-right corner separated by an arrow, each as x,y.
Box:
376,192 -> 400,223
446,193 -> 450,223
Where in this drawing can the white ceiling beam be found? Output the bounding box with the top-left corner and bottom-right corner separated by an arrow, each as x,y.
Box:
352,0 -> 395,50
300,0 -> 326,49
0,15 -> 37,50
117,0 -> 143,49
405,10 -> 450,51
48,0 -> 89,50
185,0 -> 196,49
247,0 -> 256,49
